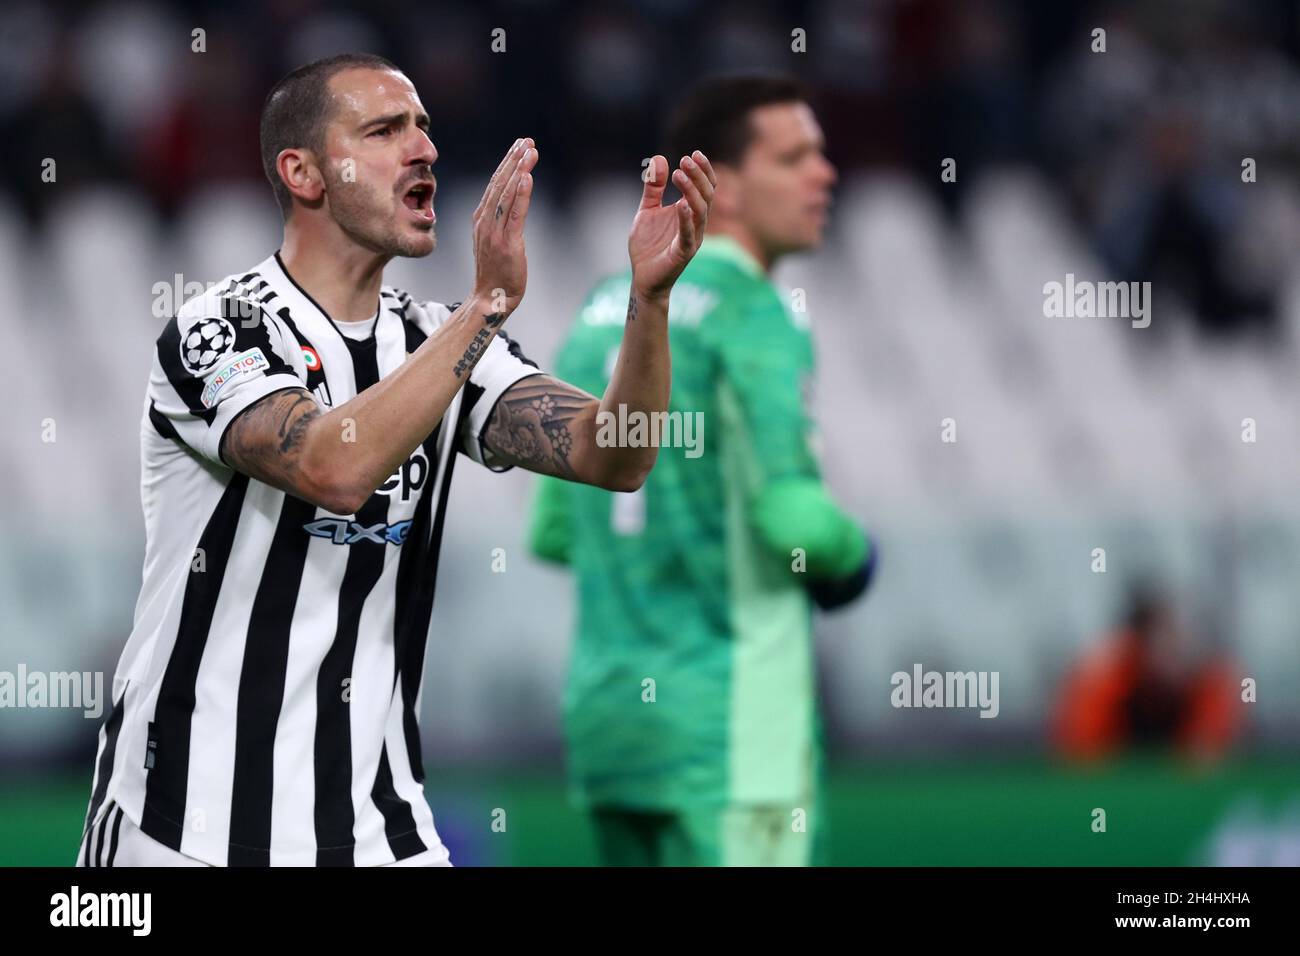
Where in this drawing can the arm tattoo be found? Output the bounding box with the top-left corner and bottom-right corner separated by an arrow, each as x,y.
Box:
482,375 -> 595,479
626,290 -> 637,323
276,394 -> 319,454
453,311 -> 507,379
221,388 -> 320,481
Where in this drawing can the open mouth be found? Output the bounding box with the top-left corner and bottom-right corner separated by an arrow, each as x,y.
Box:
402,182 -> 435,222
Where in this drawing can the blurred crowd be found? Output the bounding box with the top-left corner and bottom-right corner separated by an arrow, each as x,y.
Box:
2,1 -> 1299,764
3,0 -> 1300,338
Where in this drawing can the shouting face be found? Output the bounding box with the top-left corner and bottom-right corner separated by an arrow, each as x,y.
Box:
314,67 -> 439,258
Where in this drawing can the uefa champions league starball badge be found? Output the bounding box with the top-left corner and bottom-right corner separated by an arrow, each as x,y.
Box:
181,317 -> 238,375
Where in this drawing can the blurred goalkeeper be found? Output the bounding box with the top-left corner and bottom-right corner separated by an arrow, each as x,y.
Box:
528,74 -> 874,866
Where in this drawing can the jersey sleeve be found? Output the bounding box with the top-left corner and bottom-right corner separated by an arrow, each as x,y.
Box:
456,326 -> 545,471
150,301 -> 305,465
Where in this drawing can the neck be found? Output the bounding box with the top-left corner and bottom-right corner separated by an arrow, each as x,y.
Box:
707,221 -> 775,274
279,221 -> 390,323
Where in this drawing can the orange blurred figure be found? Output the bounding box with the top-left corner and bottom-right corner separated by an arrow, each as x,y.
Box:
1055,588 -> 1241,762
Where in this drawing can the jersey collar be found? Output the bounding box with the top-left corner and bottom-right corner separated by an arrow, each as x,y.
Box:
694,235 -> 765,278
268,251 -> 399,343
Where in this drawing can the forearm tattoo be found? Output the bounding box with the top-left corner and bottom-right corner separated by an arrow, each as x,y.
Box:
482,376 -> 594,479
626,290 -> 638,323
453,310 -> 507,379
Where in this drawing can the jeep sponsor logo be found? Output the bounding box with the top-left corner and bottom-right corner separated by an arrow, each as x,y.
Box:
376,453 -> 428,502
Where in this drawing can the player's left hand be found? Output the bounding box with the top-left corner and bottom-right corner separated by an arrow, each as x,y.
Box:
628,151 -> 716,300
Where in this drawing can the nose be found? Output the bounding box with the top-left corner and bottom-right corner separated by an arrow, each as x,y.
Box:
817,153 -> 838,188
409,129 -> 437,169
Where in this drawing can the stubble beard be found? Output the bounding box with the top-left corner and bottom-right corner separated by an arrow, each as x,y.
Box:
326,169 -> 436,259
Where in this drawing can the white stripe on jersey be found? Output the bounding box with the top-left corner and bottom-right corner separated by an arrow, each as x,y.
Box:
81,252 -> 543,866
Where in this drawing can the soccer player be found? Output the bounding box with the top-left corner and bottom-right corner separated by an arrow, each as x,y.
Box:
528,74 -> 874,866
77,53 -> 716,867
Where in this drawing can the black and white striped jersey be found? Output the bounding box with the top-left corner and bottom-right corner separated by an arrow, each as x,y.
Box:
82,252 -> 541,866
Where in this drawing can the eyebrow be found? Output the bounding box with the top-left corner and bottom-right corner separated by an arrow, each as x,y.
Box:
360,111 -> 431,132
779,139 -> 823,158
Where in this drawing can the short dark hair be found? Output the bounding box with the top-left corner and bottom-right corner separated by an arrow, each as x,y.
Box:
260,53 -> 401,219
665,73 -> 810,168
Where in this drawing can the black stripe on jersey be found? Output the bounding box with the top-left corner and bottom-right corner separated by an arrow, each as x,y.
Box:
227,493 -> 318,866
314,338 -> 387,867
229,275 -> 280,314
400,319 -> 426,362
274,307 -> 328,394
495,328 -> 540,370
392,321 -> 440,784
156,320 -> 218,425
221,274 -> 257,324
244,276 -> 274,298
460,380 -> 485,422
148,400 -> 193,449
106,806 -> 124,866
391,422 -> 437,786
140,473 -> 250,851
229,272 -> 260,300
371,746 -> 426,860
224,274 -> 254,301
82,684 -> 126,854
402,436 -> 459,783
93,804 -> 111,866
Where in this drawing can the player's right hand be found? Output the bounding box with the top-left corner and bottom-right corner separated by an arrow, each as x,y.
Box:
472,137 -> 538,315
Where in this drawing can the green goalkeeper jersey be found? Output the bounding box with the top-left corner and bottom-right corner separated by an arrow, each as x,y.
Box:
530,236 -> 867,811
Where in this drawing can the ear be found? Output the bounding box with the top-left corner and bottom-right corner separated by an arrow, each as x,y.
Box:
711,165 -> 742,219
276,148 -> 325,207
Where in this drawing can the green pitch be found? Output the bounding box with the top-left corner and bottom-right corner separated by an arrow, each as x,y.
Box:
4,758 -> 1296,866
